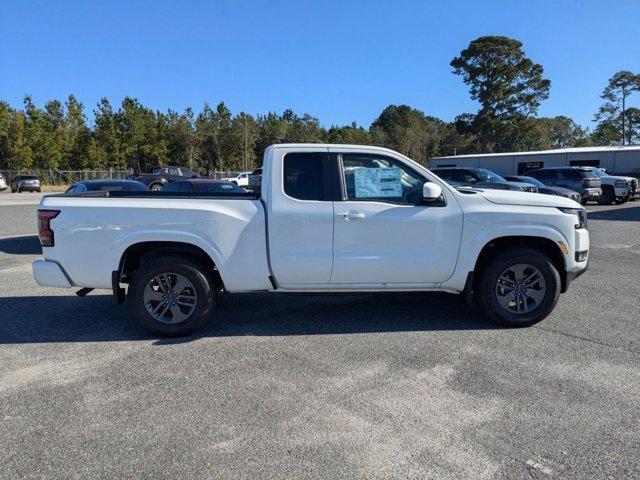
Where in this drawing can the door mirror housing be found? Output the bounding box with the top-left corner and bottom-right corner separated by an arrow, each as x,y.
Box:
422,182 -> 442,201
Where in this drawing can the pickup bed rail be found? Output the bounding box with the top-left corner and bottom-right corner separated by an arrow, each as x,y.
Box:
48,190 -> 260,200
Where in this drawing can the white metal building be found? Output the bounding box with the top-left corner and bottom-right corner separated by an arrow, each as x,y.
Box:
429,146 -> 640,177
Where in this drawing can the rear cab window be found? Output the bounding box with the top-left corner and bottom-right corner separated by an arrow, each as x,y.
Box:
283,153 -> 324,201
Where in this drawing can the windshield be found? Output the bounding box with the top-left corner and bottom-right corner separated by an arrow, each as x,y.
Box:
474,169 -> 507,183
591,169 -> 606,178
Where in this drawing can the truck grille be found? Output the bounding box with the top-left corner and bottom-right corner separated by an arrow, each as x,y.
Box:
582,178 -> 600,188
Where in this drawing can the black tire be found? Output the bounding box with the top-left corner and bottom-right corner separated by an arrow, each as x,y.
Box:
149,183 -> 164,191
580,198 -> 588,205
597,186 -> 615,205
475,247 -> 561,328
127,256 -> 216,337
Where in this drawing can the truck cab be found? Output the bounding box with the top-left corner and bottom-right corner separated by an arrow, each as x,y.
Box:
33,144 -> 590,336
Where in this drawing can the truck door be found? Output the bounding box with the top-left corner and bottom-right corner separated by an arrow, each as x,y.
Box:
266,148 -> 338,285
330,151 -> 463,286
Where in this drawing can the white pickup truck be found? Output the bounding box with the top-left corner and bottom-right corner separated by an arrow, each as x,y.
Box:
33,144 -> 590,336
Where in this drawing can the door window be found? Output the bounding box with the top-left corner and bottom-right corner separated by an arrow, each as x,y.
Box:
168,167 -> 180,176
341,154 -> 424,204
283,153 -> 324,201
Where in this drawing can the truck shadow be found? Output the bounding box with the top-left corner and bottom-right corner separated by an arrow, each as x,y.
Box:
0,291 -> 498,344
587,204 -> 640,222
0,235 -> 42,255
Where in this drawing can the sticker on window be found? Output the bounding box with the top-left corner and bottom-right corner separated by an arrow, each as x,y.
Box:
354,167 -> 403,198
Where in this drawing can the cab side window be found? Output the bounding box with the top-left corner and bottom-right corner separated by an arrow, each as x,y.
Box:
283,153 -> 324,201
341,154 -> 424,205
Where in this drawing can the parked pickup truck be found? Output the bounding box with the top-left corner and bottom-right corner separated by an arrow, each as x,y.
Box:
33,144 -> 590,336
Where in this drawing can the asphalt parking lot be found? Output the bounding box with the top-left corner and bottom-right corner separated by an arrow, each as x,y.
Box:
0,191 -> 638,479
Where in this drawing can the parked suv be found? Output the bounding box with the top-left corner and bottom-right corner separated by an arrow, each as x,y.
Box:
526,167 -> 602,205
503,175 -> 581,202
586,167 -> 635,205
128,166 -> 199,191
11,175 -> 41,193
431,167 -> 537,192
221,171 -> 251,188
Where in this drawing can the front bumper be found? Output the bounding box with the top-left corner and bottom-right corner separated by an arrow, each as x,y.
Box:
563,228 -> 589,291
614,185 -> 631,198
581,188 -> 602,200
33,260 -> 73,288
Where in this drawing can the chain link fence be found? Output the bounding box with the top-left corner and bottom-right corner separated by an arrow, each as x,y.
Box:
0,169 -> 256,185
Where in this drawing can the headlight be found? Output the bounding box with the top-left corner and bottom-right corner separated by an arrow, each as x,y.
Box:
615,180 -> 628,188
558,207 -> 587,229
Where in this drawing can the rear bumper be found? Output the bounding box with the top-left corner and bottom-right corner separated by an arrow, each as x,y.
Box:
32,259 -> 73,288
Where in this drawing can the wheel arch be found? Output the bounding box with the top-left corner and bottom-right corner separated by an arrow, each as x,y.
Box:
471,235 -> 569,293
117,241 -> 225,292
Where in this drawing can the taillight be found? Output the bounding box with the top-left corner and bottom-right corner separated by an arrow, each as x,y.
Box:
38,210 -> 60,247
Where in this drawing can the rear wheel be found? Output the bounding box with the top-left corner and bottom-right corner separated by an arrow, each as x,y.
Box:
597,186 -> 615,205
149,183 -> 164,191
127,256 -> 216,336
476,247 -> 561,327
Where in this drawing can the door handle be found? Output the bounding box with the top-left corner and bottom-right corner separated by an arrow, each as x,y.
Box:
341,210 -> 366,220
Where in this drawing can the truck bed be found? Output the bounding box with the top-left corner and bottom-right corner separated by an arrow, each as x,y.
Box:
38,192 -> 272,292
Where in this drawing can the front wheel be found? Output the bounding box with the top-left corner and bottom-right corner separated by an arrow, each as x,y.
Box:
475,247 -> 561,327
149,183 -> 164,191
127,256 -> 216,336
597,187 -> 615,205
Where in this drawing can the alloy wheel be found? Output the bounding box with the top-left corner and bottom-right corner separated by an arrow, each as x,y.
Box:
143,272 -> 198,324
495,263 -> 546,315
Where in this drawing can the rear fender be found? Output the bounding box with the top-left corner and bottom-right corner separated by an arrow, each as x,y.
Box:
114,231 -> 226,281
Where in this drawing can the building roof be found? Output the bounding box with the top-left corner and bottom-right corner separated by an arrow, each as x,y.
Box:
431,145 -> 640,160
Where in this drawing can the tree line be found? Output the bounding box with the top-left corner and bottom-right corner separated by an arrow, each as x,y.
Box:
0,36 -> 638,174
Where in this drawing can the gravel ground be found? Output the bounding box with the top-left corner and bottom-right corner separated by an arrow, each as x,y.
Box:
0,192 -> 638,479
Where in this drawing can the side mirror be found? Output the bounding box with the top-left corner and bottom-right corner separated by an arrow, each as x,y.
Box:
422,182 -> 442,201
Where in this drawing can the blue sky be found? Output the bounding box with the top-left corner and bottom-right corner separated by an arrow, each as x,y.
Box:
1,0 -> 639,129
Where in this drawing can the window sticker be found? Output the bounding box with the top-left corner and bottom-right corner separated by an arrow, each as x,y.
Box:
354,167 -> 403,198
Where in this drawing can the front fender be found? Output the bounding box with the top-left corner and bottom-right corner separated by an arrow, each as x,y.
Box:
442,221 -> 569,292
